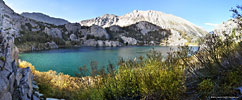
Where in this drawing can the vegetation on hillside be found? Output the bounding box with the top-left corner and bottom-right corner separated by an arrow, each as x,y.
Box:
14,22 -> 84,52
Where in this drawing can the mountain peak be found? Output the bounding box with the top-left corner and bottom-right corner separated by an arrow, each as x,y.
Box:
130,10 -> 165,14
102,14 -> 117,17
80,10 -> 207,37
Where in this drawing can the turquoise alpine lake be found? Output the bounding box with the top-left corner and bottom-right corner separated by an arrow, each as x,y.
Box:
19,46 -> 198,76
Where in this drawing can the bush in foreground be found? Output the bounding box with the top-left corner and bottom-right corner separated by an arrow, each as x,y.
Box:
18,50 -> 186,100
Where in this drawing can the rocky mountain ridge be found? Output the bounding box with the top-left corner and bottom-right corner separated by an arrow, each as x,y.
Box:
21,12 -> 70,26
80,10 -> 208,44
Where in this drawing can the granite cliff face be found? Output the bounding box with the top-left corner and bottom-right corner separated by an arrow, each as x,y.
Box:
21,12 -> 70,26
0,34 -> 41,100
0,1 -> 40,99
0,40 -> 39,100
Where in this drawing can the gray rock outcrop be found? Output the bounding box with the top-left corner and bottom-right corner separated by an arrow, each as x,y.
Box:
70,34 -> 79,41
81,25 -> 109,39
65,23 -> 81,33
45,41 -> 58,49
83,39 -> 122,47
104,40 -> 121,47
0,35 -> 38,100
121,36 -> 137,45
44,27 -> 63,39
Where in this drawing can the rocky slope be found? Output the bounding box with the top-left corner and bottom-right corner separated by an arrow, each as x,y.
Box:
1,0 -> 207,53
21,12 -> 70,26
80,10 -> 208,45
0,0 -> 122,51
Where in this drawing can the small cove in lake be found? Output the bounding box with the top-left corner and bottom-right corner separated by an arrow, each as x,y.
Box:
19,46 -> 198,76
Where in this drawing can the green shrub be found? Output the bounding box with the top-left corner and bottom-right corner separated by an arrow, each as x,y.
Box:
15,32 -> 52,45
180,29 -> 242,98
0,56 -> 5,62
84,50 -> 187,100
198,79 -> 214,97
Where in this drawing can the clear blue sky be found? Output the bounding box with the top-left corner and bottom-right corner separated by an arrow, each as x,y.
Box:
4,0 -> 242,31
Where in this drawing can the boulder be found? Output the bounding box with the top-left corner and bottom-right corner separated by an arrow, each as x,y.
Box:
44,27 -> 63,39
89,25 -> 109,39
45,42 -> 58,49
97,40 -> 104,46
104,40 -> 112,47
70,34 -> 79,41
121,36 -> 137,45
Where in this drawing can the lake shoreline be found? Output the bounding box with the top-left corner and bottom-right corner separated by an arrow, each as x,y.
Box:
18,45 -> 167,53
19,46 -> 199,76
19,44 -> 199,53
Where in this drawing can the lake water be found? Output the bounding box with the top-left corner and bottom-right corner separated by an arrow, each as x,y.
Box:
19,46 -> 197,76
